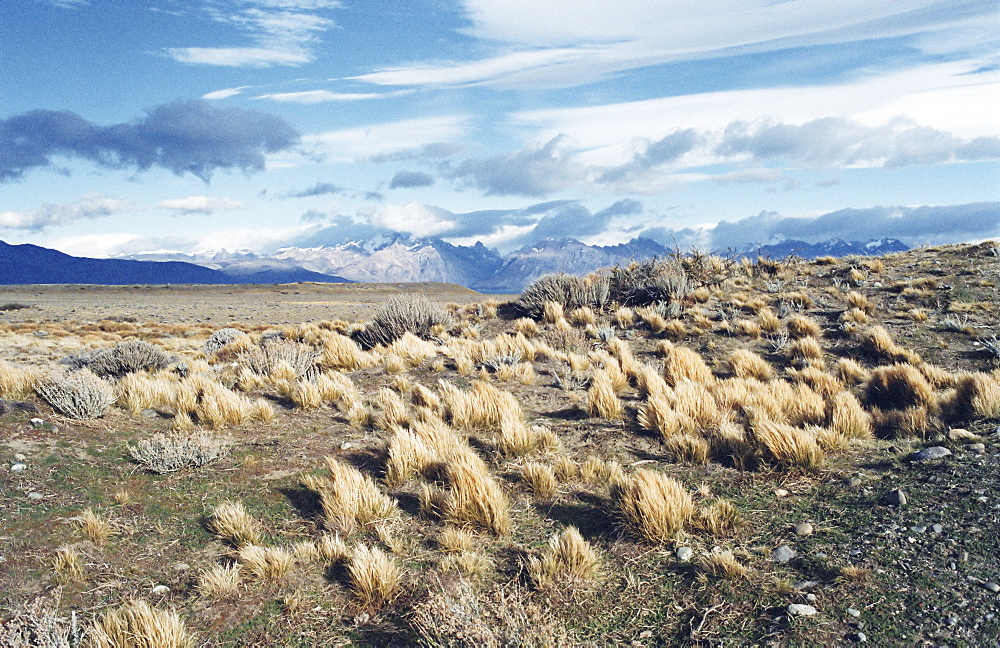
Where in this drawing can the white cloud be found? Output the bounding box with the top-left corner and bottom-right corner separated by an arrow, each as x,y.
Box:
47,224 -> 318,258
370,202 -> 456,237
256,89 -> 409,103
0,195 -> 132,232
44,233 -> 144,258
202,86 -> 248,100
169,46 -> 311,67
301,116 -> 470,162
157,196 -> 244,214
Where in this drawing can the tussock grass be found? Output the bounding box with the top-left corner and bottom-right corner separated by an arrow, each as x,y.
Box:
209,501 -> 262,548
528,526 -> 600,589
53,546 -> 84,583
0,360 -> 40,398
698,551 -> 751,579
749,418 -> 824,469
727,349 -> 774,380
786,314 -> 823,338
197,564 -> 242,597
611,469 -> 694,543
829,391 -> 874,439
660,343 -> 714,385
586,370 -> 624,420
864,364 -> 936,411
862,325 -> 922,364
304,457 -> 400,535
238,545 -> 295,581
521,462 -> 558,499
693,499 -> 743,535
441,380 -> 522,430
443,454 -> 512,535
663,434 -> 711,464
88,599 -> 195,648
348,543 -> 402,605
75,508 -> 115,545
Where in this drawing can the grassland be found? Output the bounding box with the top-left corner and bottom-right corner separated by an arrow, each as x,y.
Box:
1,242 -> 998,647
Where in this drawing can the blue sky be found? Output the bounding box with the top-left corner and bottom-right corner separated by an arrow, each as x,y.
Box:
1,0 -> 998,258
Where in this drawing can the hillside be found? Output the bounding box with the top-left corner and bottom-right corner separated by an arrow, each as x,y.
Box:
0,241 -> 997,645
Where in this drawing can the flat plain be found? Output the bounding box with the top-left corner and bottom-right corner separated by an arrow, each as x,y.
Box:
1,243 -> 998,647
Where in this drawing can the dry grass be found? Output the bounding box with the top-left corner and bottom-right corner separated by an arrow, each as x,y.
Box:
610,469 -> 695,543
698,551 -> 751,579
521,462 -> 558,499
727,349 -> 775,380
75,508 -> 115,545
53,545 -> 85,583
88,600 -> 194,648
750,418 -> 824,469
864,364 -> 936,411
0,360 -> 40,398
586,369 -> 624,420
661,343 -> 714,385
786,314 -> 823,338
528,526 -> 600,589
663,434 -> 711,464
237,545 -> 295,581
443,454 -> 512,535
348,543 -> 402,605
209,501 -> 262,548
693,499 -> 743,535
197,563 -> 242,597
304,457 -> 400,535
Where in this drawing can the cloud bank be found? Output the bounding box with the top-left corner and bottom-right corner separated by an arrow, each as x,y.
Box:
0,100 -> 299,182
0,195 -> 132,232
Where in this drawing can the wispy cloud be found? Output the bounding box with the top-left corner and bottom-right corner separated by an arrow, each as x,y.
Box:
389,170 -> 434,189
302,116 -> 469,163
285,182 -> 344,198
0,195 -> 131,232
449,136 -> 584,197
0,100 -> 299,182
157,196 -> 243,214
168,1 -> 340,67
257,89 -> 410,103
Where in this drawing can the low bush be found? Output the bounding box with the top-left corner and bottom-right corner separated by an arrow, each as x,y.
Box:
354,295 -> 452,350
129,433 -> 228,473
86,340 -> 173,379
35,369 -> 116,419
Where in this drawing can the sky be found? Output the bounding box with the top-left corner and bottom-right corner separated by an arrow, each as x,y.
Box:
1,0 -> 999,259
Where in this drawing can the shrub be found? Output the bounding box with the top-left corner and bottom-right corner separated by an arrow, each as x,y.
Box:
610,469 -> 694,543
35,369 -> 116,419
203,328 -> 249,355
88,599 -> 195,648
130,433 -> 228,473
608,257 -> 689,307
514,274 -> 589,319
0,593 -> 85,647
86,340 -> 173,378
238,340 -> 318,378
354,295 -> 452,350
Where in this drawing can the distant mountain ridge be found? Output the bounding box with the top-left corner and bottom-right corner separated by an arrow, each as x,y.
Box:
1,235 -> 910,289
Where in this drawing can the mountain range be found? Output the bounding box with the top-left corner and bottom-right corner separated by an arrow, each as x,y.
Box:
1,235 -> 909,290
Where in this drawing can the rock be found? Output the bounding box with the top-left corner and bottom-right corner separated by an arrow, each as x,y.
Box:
772,545 -> 797,563
29,418 -> 45,428
173,563 -> 190,572
774,488 -> 790,498
794,522 -> 814,537
985,582 -> 1000,593
909,446 -> 951,461
676,546 -> 693,562
947,428 -> 977,441
13,453 -> 26,462
787,604 -> 818,617
910,525 -> 926,533
932,524 -> 943,534
853,631 -> 868,642
793,580 -> 818,591
10,463 -> 26,472
27,492 -> 44,501
806,593 -> 817,603
847,477 -> 862,487
883,489 -> 907,506
945,615 -> 959,626
151,585 -> 169,595
847,607 -> 861,618
966,443 -> 986,454
140,409 -> 159,419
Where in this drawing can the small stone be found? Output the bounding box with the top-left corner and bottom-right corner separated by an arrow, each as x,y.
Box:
947,428 -> 976,441
27,492 -> 44,501
774,488 -> 790,498
814,552 -> 828,559
794,522 -> 814,536
910,525 -> 926,533
909,446 -> 951,461
638,630 -> 653,639
676,546 -> 693,562
772,545 -> 797,563
985,582 -> 1000,593
787,604 -> 818,617
966,443 -> 986,454
847,607 -> 861,618
340,442 -> 353,450
945,615 -> 959,626
960,552 -> 969,562
13,453 -> 26,462
854,631 -> 867,643
29,418 -> 44,428
932,524 -> 943,534
151,585 -> 169,595
883,489 -> 907,506
806,593 -> 817,603
793,580 -> 818,590
173,563 -> 190,572
140,409 -> 159,419
10,463 -> 26,472
847,477 -> 862,487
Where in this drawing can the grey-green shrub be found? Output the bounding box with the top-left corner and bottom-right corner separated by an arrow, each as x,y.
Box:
129,433 -> 228,473
238,340 -> 318,378
35,369 -> 116,419
608,257 -> 688,307
86,340 -> 172,378
203,328 -> 249,355
354,295 -> 452,350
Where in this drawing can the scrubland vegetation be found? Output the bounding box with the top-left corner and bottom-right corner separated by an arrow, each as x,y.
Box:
1,242 -> 998,645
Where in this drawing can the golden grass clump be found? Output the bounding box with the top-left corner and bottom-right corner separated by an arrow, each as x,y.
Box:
637,394 -> 687,440
443,454 -> 512,535
373,386 -> 410,431
861,325 -> 922,364
289,379 -> 322,410
786,314 -> 823,339
441,380 -> 522,430
660,343 -> 714,385
735,318 -> 763,339
698,551 -> 751,579
614,306 -> 636,328
864,363 -> 935,411
569,306 -> 597,327
829,391 -> 874,439
0,360 -> 41,398
305,457 -> 400,535
693,499 -> 743,535
521,462 -> 558,499
663,434 -> 710,464
610,469 -> 694,543
197,563 -> 242,597
727,349 -> 774,380
318,332 -> 368,370
496,415 -> 556,457
789,336 -> 824,362
238,545 -> 295,581
542,301 -> 565,324
528,526 -> 600,589
836,357 -> 871,385
439,551 -> 494,578
845,290 -> 875,314
75,508 -> 116,545
53,545 -> 85,583
872,405 -> 933,438
513,317 -> 541,338
437,526 -> 477,554
209,501 -> 262,548
116,371 -> 175,414
942,371 -> 1000,421
586,370 -> 624,420
784,383 -> 827,427
348,543 -> 402,605
749,418 -> 824,469
88,599 -> 195,648
757,307 -> 781,333
840,307 -> 870,324
385,427 -> 438,487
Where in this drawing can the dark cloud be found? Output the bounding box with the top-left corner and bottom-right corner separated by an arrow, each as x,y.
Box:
709,202 -> 1000,249
286,182 -> 343,198
716,117 -> 1000,168
522,198 -> 643,245
389,170 -> 434,189
299,209 -> 329,223
449,136 -> 582,197
365,191 -> 385,201
599,129 -> 700,183
0,99 -> 299,182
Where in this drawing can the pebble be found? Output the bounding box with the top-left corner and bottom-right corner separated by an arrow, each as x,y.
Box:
27,492 -> 44,501
883,489 -> 907,506
945,615 -> 959,626
787,604 -> 817,617
947,428 -> 977,441
847,607 -> 861,618
847,477 -> 862,487
985,582 -> 1000,593
13,453 -> 26,462
853,631 -> 868,643
676,547 -> 693,562
793,580 -> 818,591
10,463 -> 26,472
909,446 -> 951,461
774,488 -> 790,498
910,525 -> 926,533
173,563 -> 190,572
772,545 -> 797,563
29,418 -> 44,428
794,522 -> 814,537
151,585 -> 169,595
140,409 -> 159,418
966,443 -> 986,454
932,524 -> 944,534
